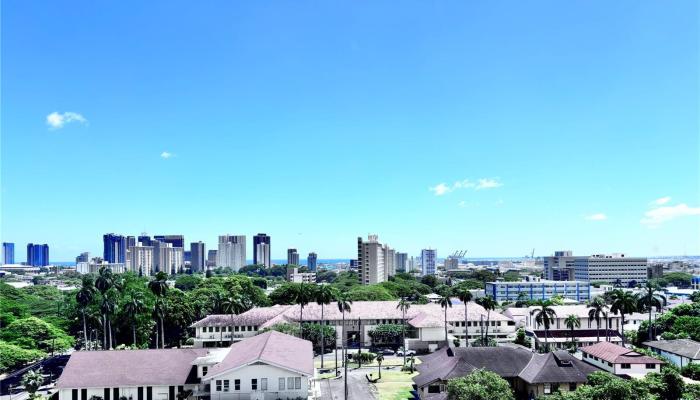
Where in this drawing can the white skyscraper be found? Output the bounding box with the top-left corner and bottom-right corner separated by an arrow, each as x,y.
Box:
128,244 -> 154,276
217,235 -> 246,271
357,235 -> 386,285
153,241 -> 184,274
421,248 -> 437,276
383,245 -> 396,280
255,243 -> 271,268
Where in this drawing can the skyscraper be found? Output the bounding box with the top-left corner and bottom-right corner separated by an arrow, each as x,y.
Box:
190,241 -> 206,272
253,233 -> 271,267
217,235 -> 246,271
207,250 -> 218,267
421,248 -> 437,276
103,233 -> 127,263
357,235 -> 386,285
76,252 -> 90,263
138,235 -> 152,246
2,242 -> 15,264
307,252 -> 318,271
395,252 -> 408,272
152,241 -> 183,274
126,236 -> 136,248
128,244 -> 154,276
383,245 -> 396,280
153,235 -> 185,248
287,248 -> 299,266
26,243 -> 49,266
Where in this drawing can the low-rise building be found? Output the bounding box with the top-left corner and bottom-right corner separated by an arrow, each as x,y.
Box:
580,342 -> 663,378
485,280 -> 590,303
286,267 -> 316,283
413,346 -> 600,399
643,339 -> 700,368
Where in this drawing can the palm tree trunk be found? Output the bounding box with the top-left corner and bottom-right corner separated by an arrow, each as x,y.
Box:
402,310 -> 407,366
320,304 -> 325,369
544,328 -> 548,352
464,303 -> 468,347
102,314 -> 107,349
485,311 -> 491,343
621,314 -> 626,347
160,317 -> 165,348
299,305 -> 304,339
109,318 -> 114,349
82,310 -> 89,350
648,302 -> 653,341
343,312 -> 348,400
132,323 -> 137,347
444,306 -> 448,344
378,362 -> 382,379
596,318 -> 600,343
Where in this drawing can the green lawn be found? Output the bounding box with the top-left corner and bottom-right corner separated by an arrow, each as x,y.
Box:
370,370 -> 419,400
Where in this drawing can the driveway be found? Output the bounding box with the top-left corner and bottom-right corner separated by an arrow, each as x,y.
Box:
319,367 -> 377,400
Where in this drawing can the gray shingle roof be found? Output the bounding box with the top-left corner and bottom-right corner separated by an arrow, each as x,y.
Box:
643,339 -> 700,360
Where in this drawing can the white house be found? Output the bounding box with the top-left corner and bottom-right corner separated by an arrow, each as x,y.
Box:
643,339 -> 700,368
581,341 -> 663,378
55,332 -> 315,400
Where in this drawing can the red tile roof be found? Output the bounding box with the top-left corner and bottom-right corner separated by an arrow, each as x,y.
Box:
580,342 -> 663,364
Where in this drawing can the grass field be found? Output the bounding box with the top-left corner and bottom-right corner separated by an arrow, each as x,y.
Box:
370,370 -> 419,400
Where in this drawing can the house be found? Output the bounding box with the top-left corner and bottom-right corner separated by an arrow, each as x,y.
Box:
191,301 -> 517,351
530,329 -> 623,351
55,331 -> 315,400
643,339 -> 700,368
580,342 -> 663,378
412,346 -> 600,399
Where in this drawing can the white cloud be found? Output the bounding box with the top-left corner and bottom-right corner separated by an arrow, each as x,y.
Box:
585,213 -> 607,221
46,111 -> 87,129
160,151 -> 174,159
651,196 -> 671,205
429,177 -> 502,196
641,203 -> 700,226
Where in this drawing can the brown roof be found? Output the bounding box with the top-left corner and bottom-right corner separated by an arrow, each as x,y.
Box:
581,342 -> 663,364
56,348 -> 209,388
204,331 -> 313,378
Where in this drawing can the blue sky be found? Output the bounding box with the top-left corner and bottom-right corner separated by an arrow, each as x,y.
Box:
2,1 -> 698,261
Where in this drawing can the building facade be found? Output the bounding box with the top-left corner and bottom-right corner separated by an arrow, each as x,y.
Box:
154,235 -> 185,248
128,245 -> 154,276
421,249 -> 436,276
253,234 -> 271,267
2,242 -> 15,264
395,252 -> 408,272
217,235 -> 246,271
27,243 -> 50,266
580,342 -> 662,378
103,234 -> 127,263
485,280 -> 591,303
287,248 -> 299,266
153,241 -> 184,274
190,242 -> 206,272
307,252 -> 317,271
574,254 -> 648,286
383,245 -> 395,280
357,235 -> 385,285
543,250 -> 575,280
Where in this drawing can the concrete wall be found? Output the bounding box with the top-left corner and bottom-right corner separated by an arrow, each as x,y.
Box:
59,385 -> 182,400
205,363 -> 311,400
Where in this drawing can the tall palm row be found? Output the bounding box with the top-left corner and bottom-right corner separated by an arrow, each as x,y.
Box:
454,287 -> 472,347
396,298 -> 411,366
475,296 -> 496,345
315,285 -> 337,369
588,296 -> 608,343
438,289 -> 453,344
94,267 -> 115,349
530,300 -> 557,352
637,282 -> 666,341
609,289 -> 638,347
564,314 -> 581,351
149,271 -> 169,349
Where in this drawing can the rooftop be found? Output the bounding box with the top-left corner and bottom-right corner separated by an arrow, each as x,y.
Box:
580,342 -> 663,365
643,339 -> 700,360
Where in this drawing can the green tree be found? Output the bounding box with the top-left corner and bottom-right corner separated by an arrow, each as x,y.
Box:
475,296 -> 496,344
638,281 -> 666,342
375,353 -> 384,379
346,285 -> 394,301
122,294 -> 145,347
588,296 -> 608,343
454,286 -> 473,347
420,275 -> 438,288
565,314 -> 581,351
315,285 -> 337,368
396,298 -> 411,365
530,300 -> 557,352
609,289 -> 638,347
21,369 -> 44,400
438,289 -> 453,344
0,316 -> 74,353
75,275 -> 97,349
148,271 -> 169,348
174,275 -> 202,291
94,267 -> 114,349
447,369 -> 515,400
0,342 -> 45,373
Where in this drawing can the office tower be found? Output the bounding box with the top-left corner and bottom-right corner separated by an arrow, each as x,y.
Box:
395,252 -> 407,272
573,253 -> 648,286
444,256 -> 459,270
543,250 -> 575,280
154,235 -> 185,248
138,235 -> 152,246
349,259 -> 358,270
383,245 -> 396,280
287,248 -> 299,266
152,241 -> 184,274
103,233 -> 127,263
128,244 -> 154,276
217,235 -> 246,271
357,235 -> 386,285
184,251 -> 192,264
207,250 -> 218,267
2,242 -> 15,264
76,252 -> 90,263
408,256 -> 416,272
26,243 -> 50,267
190,241 -> 206,272
126,236 -> 136,248
307,252 -> 318,271
421,248 -> 437,276
253,233 -> 271,267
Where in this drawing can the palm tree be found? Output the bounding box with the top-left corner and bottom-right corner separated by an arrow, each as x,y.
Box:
336,293 -> 352,400
100,292 -> 117,349
476,296 -> 496,345
315,285 -> 337,369
123,294 -> 146,347
396,298 -> 411,366
588,296 -> 608,343
95,267 -> 114,349
294,282 -> 314,339
438,289 -> 453,345
221,295 -> 244,345
375,353 -> 384,379
564,314 -> 581,351
21,369 -> 43,400
76,276 -> 96,349
609,289 -> 638,347
454,287 -> 473,347
148,271 -> 169,348
638,282 -> 666,341
530,300 -> 557,352
406,355 -> 416,373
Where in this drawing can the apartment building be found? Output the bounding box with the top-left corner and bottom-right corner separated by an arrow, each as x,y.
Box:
485,280 -> 591,303
357,235 -> 385,285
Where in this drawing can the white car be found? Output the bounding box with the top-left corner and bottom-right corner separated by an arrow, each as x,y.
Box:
396,349 -> 416,356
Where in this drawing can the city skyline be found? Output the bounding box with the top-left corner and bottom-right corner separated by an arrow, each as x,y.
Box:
2,1 -> 698,261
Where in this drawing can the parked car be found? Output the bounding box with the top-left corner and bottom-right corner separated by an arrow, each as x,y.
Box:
396,348 -> 416,356
379,348 -> 395,356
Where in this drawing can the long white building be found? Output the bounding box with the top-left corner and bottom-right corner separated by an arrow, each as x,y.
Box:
574,254 -> 648,286
217,235 -> 246,271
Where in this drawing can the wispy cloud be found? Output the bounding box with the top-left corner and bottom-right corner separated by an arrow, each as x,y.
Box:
585,213 -> 607,221
160,151 -> 174,159
46,111 -> 87,129
651,196 -> 671,206
429,178 -> 502,196
641,203 -> 700,226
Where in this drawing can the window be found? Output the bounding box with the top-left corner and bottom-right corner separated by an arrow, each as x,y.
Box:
261,378 -> 268,391
279,378 -> 285,390
621,363 -> 631,369
252,379 -> 258,391
202,366 -> 208,376
288,377 -> 294,389
295,377 -> 301,389
569,383 -> 576,391
428,385 -> 441,394
544,384 -> 551,394
222,380 -> 229,392
215,380 -> 222,392
72,389 -> 78,400
646,364 -> 656,369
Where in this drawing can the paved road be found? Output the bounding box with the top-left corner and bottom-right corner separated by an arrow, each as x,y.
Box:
320,367 -> 378,400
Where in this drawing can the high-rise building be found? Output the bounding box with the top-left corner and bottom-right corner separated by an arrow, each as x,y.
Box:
126,236 -> 136,248
153,241 -> 184,274
2,242 -> 15,264
207,250 -> 218,267
307,252 -> 318,271
76,252 -> 90,263
287,248 -> 299,266
421,249 -> 437,276
128,245 -> 154,276
444,256 -> 459,270
357,235 -> 386,285
543,250 -> 575,280
154,235 -> 185,248
190,241 -> 206,272
253,233 -> 271,267
395,252 -> 408,272
138,235 -> 152,246
217,235 -> 246,271
26,243 -> 49,266
383,245 -> 396,280
103,234 -> 127,263
574,253 -> 648,286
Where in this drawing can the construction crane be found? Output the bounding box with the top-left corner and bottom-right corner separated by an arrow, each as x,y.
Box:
451,250 -> 468,259
525,248 -> 535,259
